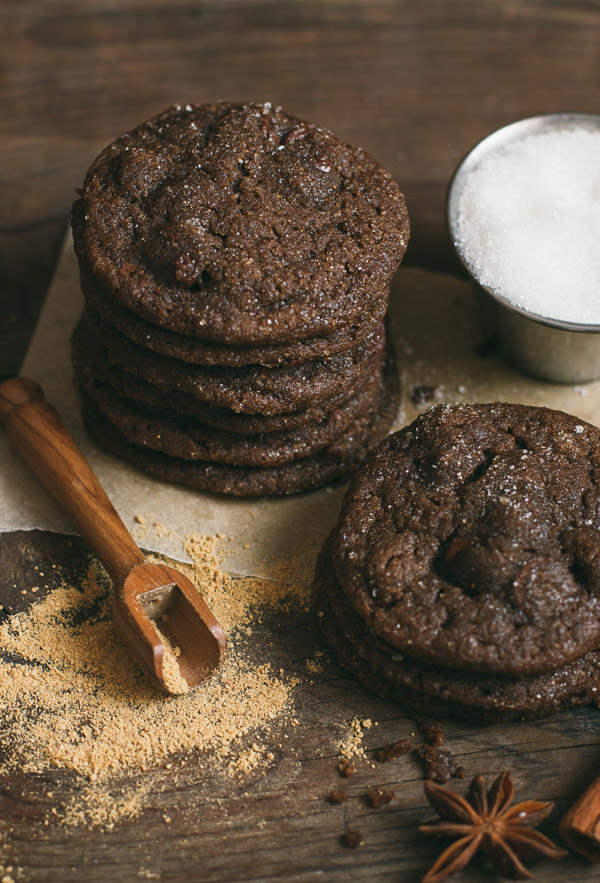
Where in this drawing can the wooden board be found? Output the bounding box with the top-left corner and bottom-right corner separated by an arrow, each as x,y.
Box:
5,265 -> 600,879
1,530 -> 600,882
2,2 -> 600,880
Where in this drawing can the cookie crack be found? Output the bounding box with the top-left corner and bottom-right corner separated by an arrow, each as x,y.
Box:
462,449 -> 495,487
507,426 -> 528,450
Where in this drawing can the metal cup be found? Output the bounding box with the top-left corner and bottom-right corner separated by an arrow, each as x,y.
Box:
446,113 -> 600,384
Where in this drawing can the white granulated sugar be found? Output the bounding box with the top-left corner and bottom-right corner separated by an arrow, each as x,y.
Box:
456,128 -> 600,325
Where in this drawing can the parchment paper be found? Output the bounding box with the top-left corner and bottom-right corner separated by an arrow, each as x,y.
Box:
1,233 -> 598,578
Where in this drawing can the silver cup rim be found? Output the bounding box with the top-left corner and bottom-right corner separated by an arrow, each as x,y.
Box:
446,112 -> 600,335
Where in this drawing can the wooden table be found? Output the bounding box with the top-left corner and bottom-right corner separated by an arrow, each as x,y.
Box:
2,2 -> 600,880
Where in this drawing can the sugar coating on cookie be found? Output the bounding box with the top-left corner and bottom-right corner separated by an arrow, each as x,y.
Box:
333,402 -> 600,676
81,345 -> 400,497
72,102 -> 409,344
315,535 -> 600,722
81,310 -> 386,416
82,268 -> 386,368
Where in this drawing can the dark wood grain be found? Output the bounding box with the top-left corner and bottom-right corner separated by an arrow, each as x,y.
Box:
2,0 -> 600,376
2,2 -> 600,880
2,529 -> 600,883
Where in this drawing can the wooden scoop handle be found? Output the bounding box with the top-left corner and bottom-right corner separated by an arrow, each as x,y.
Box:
0,376 -> 143,586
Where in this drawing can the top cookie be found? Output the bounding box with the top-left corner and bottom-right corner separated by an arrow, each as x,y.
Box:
72,102 -> 409,345
333,403 -> 600,677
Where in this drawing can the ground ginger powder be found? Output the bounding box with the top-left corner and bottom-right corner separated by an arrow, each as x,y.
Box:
0,533 -> 310,812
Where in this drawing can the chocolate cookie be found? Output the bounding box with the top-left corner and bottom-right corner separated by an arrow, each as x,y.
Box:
316,538 -> 600,722
82,309 -> 385,415
72,102 -> 409,345
77,360 -> 384,467
83,270 -> 387,368
72,324 -> 370,436
333,403 -> 600,677
81,345 -> 400,496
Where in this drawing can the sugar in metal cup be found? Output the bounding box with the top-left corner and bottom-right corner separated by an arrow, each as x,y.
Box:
447,114 -> 600,383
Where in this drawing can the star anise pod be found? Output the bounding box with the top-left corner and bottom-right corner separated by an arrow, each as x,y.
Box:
419,770 -> 567,882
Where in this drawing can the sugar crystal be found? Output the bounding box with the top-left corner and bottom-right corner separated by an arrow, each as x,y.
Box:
456,127 -> 600,324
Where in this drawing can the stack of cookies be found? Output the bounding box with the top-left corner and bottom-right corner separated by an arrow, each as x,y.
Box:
71,103 -> 409,496
316,402 -> 600,721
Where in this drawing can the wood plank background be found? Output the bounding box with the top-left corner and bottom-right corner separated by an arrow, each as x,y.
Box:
1,2 -> 600,880
3,0 -> 600,379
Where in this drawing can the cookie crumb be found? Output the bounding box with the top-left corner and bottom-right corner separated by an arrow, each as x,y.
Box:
367,786 -> 395,808
377,736 -> 413,763
419,721 -> 445,748
339,759 -> 357,778
343,830 -> 363,849
415,720 -> 464,783
416,743 -> 465,784
329,789 -> 348,804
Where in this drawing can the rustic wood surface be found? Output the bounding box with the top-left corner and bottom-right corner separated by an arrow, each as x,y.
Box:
2,1 -> 600,881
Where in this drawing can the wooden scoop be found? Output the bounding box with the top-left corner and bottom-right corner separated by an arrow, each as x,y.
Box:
0,376 -> 226,694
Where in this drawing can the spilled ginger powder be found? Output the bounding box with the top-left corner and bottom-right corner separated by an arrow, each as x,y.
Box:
0,533 -> 309,824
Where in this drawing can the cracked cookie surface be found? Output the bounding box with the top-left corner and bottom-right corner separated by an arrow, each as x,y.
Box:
316,536 -> 600,722
333,403 -> 600,676
72,102 -> 409,345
